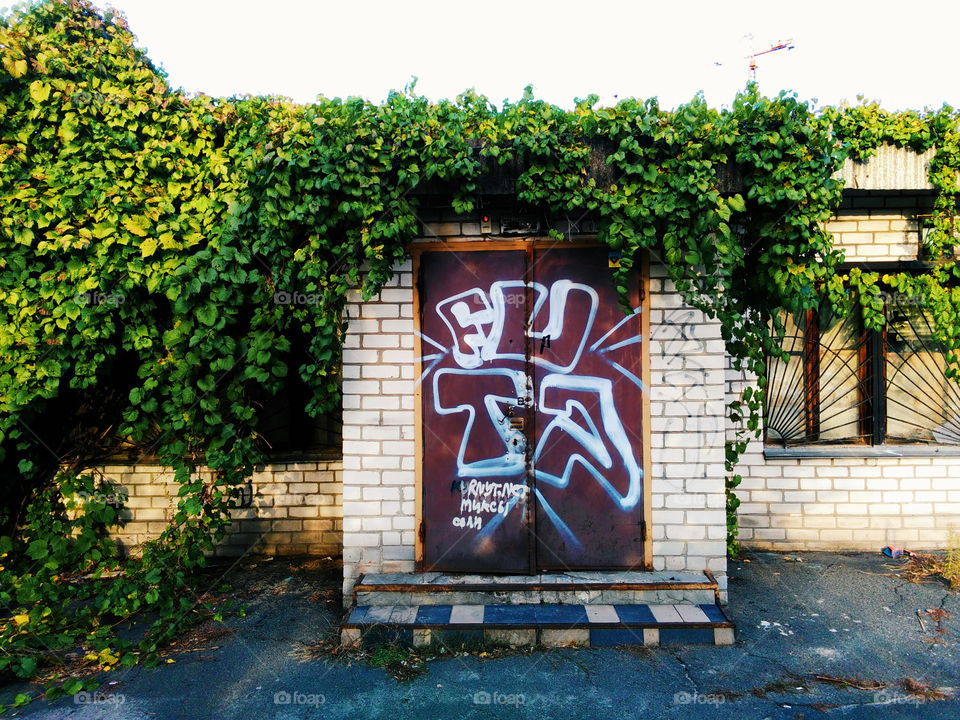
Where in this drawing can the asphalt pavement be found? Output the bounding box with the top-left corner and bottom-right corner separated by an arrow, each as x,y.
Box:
3,551 -> 958,719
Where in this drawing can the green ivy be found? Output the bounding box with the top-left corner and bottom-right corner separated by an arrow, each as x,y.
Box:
2,0 -> 960,703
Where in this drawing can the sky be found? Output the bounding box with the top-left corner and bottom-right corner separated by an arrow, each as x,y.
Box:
89,0 -> 960,111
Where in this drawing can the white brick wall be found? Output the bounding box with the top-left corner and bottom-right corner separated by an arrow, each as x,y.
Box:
648,266 -> 728,584
726,361 -> 960,550
341,260 -> 418,597
827,193 -> 930,263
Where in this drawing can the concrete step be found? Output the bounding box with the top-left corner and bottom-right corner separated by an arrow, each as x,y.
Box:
341,602 -> 735,648
353,570 -> 720,607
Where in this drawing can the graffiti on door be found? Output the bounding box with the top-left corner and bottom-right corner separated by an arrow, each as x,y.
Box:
421,273 -> 644,550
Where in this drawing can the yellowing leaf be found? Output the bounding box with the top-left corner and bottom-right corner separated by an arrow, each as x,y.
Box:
123,216 -> 149,237
159,232 -> 178,250
58,121 -> 78,144
93,222 -> 115,238
29,80 -> 50,103
13,614 -> 30,626
2,57 -> 27,78
140,237 -> 158,258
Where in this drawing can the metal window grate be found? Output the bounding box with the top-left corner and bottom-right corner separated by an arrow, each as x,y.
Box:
765,309 -> 869,446
764,297 -> 960,447
885,295 -> 960,444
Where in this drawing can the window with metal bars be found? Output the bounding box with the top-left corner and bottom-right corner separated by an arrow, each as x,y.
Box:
764,292 -> 960,446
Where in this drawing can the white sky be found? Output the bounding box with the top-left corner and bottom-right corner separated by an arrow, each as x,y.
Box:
94,0 -> 959,111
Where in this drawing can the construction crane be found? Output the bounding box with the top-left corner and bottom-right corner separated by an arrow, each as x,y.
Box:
746,39 -> 795,82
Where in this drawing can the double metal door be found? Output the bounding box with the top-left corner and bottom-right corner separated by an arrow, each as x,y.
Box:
417,244 -> 647,572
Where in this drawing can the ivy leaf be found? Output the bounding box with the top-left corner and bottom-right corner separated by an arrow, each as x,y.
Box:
727,194 -> 746,213
26,540 -> 48,560
140,237 -> 158,258
61,677 -> 84,695
29,80 -> 50,103
196,304 -> 218,326
182,497 -> 202,516
92,222 -> 115,238
123,216 -> 150,237
3,57 -> 28,78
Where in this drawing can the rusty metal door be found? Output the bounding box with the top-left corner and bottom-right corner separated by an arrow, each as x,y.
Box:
418,249 -> 534,572
417,245 -> 644,573
530,246 -> 645,569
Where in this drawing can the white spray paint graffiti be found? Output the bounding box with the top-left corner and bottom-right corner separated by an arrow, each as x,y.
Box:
534,374 -> 643,511
432,367 -> 529,478
421,279 -> 644,547
436,280 -> 600,373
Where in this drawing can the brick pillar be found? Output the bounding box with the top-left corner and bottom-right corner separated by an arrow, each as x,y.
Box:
341,260 -> 417,600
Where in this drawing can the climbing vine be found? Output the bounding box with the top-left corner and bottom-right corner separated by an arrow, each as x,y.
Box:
1,0 -> 960,703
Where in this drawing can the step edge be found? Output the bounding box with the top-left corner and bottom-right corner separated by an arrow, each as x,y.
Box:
342,621 -> 735,630
354,581 -> 717,593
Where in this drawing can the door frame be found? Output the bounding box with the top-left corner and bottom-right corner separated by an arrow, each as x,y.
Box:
411,239 -> 653,571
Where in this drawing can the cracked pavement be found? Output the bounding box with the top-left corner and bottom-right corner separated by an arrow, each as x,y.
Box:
3,550 -> 958,719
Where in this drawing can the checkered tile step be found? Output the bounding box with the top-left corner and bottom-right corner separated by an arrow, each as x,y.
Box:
347,602 -> 730,627
343,603 -> 734,646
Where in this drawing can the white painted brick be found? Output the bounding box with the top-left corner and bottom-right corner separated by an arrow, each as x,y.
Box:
342,440 -> 380,455
382,350 -> 414,363
362,426 -> 401,440
381,319 -> 414,333
363,334 -> 401,348
342,501 -> 382,517
342,349 -> 380,365
363,365 -> 401,379
666,525 -> 706,540
835,504 -> 868,515
362,456 -> 404,470
665,494 -> 706,508
342,380 -> 381,395
382,411 -> 415,426
361,396 -> 401,410
685,510 -> 726,524
382,380 -> 414,395
361,517 -> 393,531
344,533 -> 381,547
652,510 -> 686,524
362,304 -> 400,318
